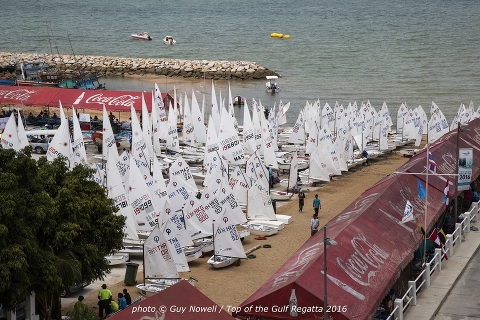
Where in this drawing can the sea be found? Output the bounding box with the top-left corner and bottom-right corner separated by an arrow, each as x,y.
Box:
2,0 -> 480,126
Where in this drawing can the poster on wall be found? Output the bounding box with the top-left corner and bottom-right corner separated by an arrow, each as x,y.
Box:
78,113 -> 90,123
457,148 -> 473,191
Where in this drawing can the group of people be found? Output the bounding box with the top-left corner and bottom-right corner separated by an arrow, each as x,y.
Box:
97,284 -> 132,319
298,190 -> 322,236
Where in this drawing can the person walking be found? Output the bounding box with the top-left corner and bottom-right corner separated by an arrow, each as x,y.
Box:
98,284 -> 112,319
298,189 -> 306,213
313,194 -> 321,215
311,214 -> 319,236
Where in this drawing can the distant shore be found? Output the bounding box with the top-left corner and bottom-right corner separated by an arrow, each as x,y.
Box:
0,52 -> 280,80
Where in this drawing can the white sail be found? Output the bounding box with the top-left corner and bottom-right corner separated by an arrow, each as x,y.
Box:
46,121 -> 71,163
102,105 -> 119,161
261,111 -> 278,169
306,121 -> 319,155
182,91 -> 195,146
288,152 -> 299,190
212,210 -> 246,259
116,150 -> 130,184
309,145 -> 331,182
17,115 -> 29,150
251,99 -> 263,152
71,107 -> 88,168
154,83 -> 168,140
166,102 -> 181,152
159,217 -> 190,272
242,100 -> 256,155
277,101 -> 290,126
211,81 -> 221,133
130,106 -> 154,190
428,101 -> 449,143
396,102 -> 408,133
247,179 -> 276,220
141,93 -> 155,157
245,151 -> 269,187
217,181 -> 247,224
228,166 -> 250,206
203,115 -> 220,167
59,100 -> 67,125
1,114 -> 19,151
127,156 -> 157,232
183,196 -> 213,239
144,225 -> 179,279
106,151 -> 138,240
189,90 -> 206,144
159,200 -> 193,248
204,153 -> 228,188
288,110 -> 305,144
219,105 -> 245,165
321,102 -> 335,132
168,156 -> 198,194
151,156 -> 168,217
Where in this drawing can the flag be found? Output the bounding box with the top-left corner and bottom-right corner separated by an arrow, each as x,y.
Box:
402,200 -> 414,223
428,152 -> 437,173
443,179 -> 450,207
429,228 -> 448,260
417,179 -> 426,200
417,222 -> 425,237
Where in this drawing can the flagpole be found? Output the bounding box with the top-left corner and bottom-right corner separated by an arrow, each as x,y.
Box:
424,143 -> 429,265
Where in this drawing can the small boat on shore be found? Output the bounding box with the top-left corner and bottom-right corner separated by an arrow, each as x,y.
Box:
269,190 -> 294,201
163,36 -> 176,45
131,32 -> 152,40
106,253 -> 129,266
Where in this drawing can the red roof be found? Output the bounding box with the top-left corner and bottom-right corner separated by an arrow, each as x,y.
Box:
109,280 -> 234,320
0,85 -> 173,112
234,118 -> 480,320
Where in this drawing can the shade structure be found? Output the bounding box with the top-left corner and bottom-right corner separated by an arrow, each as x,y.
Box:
234,118 -> 480,320
109,280 -> 234,320
0,85 -> 173,112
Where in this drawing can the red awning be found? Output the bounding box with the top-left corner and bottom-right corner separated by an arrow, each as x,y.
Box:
0,85 -> 173,112
235,119 -> 480,320
108,280 -> 234,320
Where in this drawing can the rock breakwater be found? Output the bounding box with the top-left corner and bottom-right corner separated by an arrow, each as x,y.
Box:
0,52 -> 279,80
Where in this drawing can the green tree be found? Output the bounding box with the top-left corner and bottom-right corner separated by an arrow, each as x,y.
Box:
0,147 -> 125,319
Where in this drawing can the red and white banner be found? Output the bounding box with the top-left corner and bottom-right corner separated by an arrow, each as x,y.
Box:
0,85 -> 173,112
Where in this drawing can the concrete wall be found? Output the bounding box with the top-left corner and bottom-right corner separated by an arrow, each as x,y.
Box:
0,52 -> 279,80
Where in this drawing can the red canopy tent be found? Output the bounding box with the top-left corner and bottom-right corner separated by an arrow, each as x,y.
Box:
234,119 -> 480,320
0,85 -> 174,112
108,280 -> 234,320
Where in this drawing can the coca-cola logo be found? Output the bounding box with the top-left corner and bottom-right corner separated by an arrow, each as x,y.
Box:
85,93 -> 141,107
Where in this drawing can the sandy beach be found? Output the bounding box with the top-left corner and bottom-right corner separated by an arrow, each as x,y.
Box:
59,149 -> 410,316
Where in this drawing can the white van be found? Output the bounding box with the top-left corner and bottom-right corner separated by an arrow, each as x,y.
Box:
25,129 -> 57,154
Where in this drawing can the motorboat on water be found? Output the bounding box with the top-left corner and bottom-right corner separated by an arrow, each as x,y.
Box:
131,32 -> 152,40
233,95 -> 245,106
163,36 -> 176,45
266,75 -> 279,93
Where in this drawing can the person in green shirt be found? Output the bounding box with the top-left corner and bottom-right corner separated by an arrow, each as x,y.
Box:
98,284 -> 112,319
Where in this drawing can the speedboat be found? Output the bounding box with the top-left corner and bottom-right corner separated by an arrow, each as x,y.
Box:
233,95 -> 245,106
266,75 -> 279,93
163,36 -> 176,45
131,32 -> 152,40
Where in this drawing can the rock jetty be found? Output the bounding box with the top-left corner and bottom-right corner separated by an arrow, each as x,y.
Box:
0,52 -> 279,80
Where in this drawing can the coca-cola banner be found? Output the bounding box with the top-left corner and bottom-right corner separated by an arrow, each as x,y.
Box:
0,86 -> 173,112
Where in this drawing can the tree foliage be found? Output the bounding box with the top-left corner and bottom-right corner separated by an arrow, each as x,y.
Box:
0,147 -> 125,318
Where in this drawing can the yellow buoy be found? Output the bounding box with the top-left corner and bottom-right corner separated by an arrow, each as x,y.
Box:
277,33 -> 283,38
284,34 -> 290,39
270,33 -> 278,37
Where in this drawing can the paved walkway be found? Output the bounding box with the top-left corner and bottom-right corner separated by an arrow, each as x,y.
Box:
404,225 -> 480,320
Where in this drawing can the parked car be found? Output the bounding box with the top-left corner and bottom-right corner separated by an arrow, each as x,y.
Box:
60,280 -> 92,298
0,301 -> 26,320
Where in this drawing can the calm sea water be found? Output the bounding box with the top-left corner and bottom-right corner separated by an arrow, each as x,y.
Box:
2,0 -> 480,125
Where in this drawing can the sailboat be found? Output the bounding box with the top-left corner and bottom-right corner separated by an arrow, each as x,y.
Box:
207,210 -> 247,268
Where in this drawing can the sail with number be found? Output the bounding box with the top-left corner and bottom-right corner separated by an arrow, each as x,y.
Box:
213,211 -> 246,259
144,225 -> 179,279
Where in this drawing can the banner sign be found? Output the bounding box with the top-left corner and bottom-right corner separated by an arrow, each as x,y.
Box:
458,148 -> 473,191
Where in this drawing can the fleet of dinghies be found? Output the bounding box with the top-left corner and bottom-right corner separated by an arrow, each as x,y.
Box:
5,79 -> 480,295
